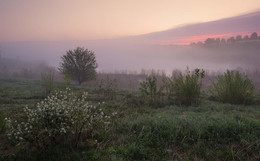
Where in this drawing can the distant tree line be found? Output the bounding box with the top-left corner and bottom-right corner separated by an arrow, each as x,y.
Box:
190,32 -> 260,46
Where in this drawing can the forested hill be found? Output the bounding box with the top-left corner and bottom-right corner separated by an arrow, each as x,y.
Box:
190,32 -> 260,46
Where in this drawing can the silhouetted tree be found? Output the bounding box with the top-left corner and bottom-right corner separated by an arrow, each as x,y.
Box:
243,35 -> 249,41
227,37 -> 235,43
215,38 -> 220,44
250,32 -> 258,40
197,41 -> 203,46
236,35 -> 242,41
59,47 -> 98,85
220,38 -> 226,44
205,38 -> 216,45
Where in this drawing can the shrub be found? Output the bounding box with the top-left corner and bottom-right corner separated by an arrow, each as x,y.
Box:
139,76 -> 164,106
171,68 -> 205,106
210,70 -> 255,104
5,88 -> 115,150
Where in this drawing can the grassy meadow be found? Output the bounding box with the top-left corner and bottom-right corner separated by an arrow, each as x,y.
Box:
0,75 -> 259,161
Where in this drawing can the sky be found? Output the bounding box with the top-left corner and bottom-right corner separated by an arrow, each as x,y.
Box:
1,0 -> 260,42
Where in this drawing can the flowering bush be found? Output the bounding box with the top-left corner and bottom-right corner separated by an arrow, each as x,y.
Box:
5,88 -> 116,150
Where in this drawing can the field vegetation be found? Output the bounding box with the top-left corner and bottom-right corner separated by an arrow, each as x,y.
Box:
0,68 -> 259,161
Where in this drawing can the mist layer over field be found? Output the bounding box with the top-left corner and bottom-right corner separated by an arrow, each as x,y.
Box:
1,39 -> 259,75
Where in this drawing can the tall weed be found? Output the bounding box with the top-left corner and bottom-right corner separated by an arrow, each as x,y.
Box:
171,68 -> 205,106
139,76 -> 164,107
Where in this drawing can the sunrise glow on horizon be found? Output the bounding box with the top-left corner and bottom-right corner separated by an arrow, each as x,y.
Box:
1,0 -> 260,42
157,31 -> 260,45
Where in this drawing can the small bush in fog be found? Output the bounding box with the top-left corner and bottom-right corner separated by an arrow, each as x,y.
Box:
41,70 -> 55,95
5,88 -> 115,150
139,76 -> 164,106
172,68 -> 205,106
59,47 -> 98,85
210,70 -> 255,104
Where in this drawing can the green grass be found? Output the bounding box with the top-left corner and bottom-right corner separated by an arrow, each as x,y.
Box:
0,78 -> 259,161
121,113 -> 259,160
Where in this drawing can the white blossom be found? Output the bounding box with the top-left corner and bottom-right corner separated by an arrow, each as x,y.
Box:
5,88 -> 114,144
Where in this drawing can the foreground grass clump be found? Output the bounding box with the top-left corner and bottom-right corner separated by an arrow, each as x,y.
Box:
5,88 -> 114,150
210,70 -> 255,104
116,113 -> 260,160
